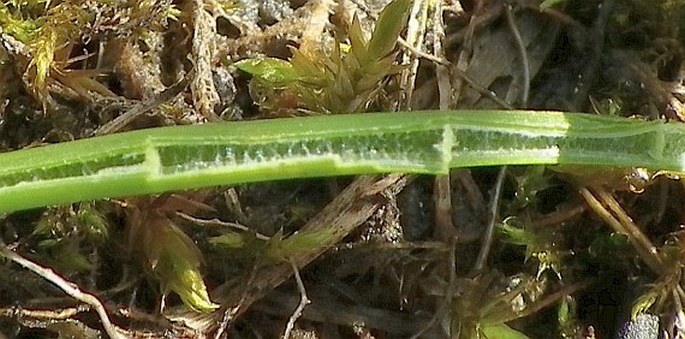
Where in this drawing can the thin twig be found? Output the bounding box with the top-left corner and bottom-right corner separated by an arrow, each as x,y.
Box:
94,70 -> 193,135
397,38 -> 448,66
213,306 -> 233,339
473,166 -> 507,272
213,264 -> 259,339
531,203 -> 586,229
433,175 -> 456,241
401,37 -> 514,109
223,188 -> 249,224
282,260 -> 310,339
0,243 -> 126,339
398,0 -> 429,109
432,0 -> 452,110
451,67 -> 514,109
397,5 -> 514,109
175,212 -> 271,241
504,4 -> 530,106
579,187 -> 665,274
593,187 -> 664,268
430,0 -> 457,245
501,281 -> 590,323
0,305 -> 89,319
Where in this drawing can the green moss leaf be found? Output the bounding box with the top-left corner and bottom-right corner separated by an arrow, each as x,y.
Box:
235,57 -> 299,85
165,264 -> 220,313
540,0 -> 567,9
265,229 -> 336,262
136,213 -> 219,313
480,323 -> 530,339
209,232 -> 246,249
367,0 -> 412,61
156,224 -> 218,312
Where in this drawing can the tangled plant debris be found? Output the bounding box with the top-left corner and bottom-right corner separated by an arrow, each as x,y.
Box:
0,0 -> 685,338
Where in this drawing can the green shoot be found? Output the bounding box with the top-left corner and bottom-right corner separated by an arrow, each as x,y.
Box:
236,0 -> 411,114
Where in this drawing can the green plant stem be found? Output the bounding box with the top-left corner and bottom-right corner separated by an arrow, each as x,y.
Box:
0,110 -> 683,213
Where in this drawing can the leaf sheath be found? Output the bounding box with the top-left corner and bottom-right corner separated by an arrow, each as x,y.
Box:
0,110 -> 682,213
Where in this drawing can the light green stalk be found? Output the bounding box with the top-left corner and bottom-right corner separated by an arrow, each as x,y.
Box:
0,110 -> 682,213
